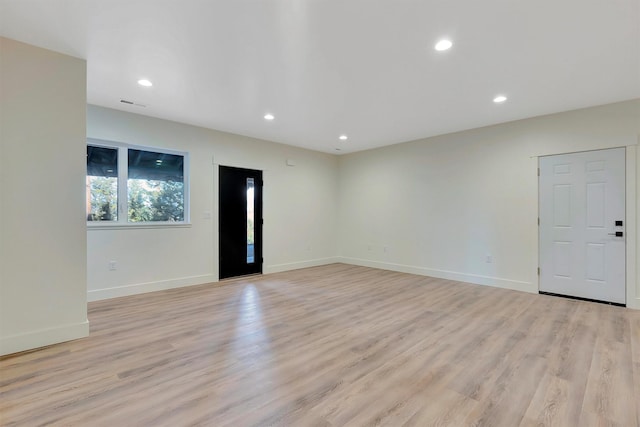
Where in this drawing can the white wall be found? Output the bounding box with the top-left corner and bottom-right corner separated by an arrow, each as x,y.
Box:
86,106 -> 338,301
0,38 -> 88,355
2,39 -> 636,357
337,100 -> 640,308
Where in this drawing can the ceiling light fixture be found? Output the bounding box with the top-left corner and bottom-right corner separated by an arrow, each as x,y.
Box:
493,95 -> 508,103
339,135 -> 348,141
264,113 -> 275,121
137,79 -> 153,87
434,39 -> 453,51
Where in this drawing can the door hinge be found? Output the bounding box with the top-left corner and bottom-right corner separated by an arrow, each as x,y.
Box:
537,168 -> 540,176
537,217 -> 540,226
537,267 -> 540,276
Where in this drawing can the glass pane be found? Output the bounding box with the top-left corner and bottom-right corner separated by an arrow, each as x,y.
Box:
127,149 -> 184,222
247,178 -> 255,264
87,146 -> 118,221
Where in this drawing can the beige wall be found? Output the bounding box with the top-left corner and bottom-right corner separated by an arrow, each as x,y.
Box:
0,38 -> 88,355
337,100 -> 640,308
86,106 -> 339,301
2,37 -> 638,356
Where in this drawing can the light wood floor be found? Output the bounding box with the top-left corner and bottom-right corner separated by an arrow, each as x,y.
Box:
1,264 -> 639,426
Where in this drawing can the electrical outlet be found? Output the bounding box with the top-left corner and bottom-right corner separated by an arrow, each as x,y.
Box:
108,261 -> 117,271
486,254 -> 492,263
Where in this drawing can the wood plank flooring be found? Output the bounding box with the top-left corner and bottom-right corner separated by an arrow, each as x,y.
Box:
1,263 -> 639,426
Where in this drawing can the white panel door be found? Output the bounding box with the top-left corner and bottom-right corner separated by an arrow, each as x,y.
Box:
539,148 -> 625,304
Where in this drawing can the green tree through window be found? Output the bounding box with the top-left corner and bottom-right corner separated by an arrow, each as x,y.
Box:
87,142 -> 188,224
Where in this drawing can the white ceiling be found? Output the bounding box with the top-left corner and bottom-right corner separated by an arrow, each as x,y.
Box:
1,0 -> 639,154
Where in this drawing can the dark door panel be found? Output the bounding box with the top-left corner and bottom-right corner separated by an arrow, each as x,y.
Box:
219,166 -> 262,279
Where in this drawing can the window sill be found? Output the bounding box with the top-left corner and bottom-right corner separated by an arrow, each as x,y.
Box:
87,222 -> 192,230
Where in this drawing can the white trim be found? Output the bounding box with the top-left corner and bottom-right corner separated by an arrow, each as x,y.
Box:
87,222 -> 192,230
87,137 -> 190,225
212,157 -> 268,173
264,257 -> 341,274
88,274 -> 216,301
0,320 -> 89,357
214,162 -> 267,280
337,257 -> 536,293
626,145 -> 639,309
535,145 -> 638,309
87,137 -> 188,158
531,156 -> 541,296
213,162 -> 219,282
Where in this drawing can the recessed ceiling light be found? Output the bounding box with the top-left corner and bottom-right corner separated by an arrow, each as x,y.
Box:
137,79 -> 153,87
493,95 -> 508,103
264,113 -> 275,121
339,135 -> 348,141
434,39 -> 453,51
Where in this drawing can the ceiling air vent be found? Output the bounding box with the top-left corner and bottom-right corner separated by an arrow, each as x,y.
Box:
120,99 -> 146,107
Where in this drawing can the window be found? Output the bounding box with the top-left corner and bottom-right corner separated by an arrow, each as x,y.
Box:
86,146 -> 118,221
87,140 -> 189,225
247,177 -> 255,263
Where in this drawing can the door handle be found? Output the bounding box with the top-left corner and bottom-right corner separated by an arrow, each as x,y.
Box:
608,231 -> 623,237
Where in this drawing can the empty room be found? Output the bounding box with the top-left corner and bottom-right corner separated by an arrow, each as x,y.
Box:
1,0 -> 639,426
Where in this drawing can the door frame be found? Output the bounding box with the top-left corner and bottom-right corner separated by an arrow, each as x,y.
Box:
218,165 -> 263,280
213,159 -> 267,282
536,145 -> 637,309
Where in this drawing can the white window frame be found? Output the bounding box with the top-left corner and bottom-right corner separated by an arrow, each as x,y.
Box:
87,138 -> 190,229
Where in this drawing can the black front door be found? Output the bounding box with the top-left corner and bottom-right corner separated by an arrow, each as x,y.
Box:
219,166 -> 263,279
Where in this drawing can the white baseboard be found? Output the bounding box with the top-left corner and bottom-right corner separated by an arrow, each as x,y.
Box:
337,257 -> 536,294
627,297 -> 640,310
0,320 -> 90,356
264,257 -> 340,274
88,274 -> 217,302
88,259 -> 339,302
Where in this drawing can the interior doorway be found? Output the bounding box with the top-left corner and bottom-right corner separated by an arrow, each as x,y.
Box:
539,147 -> 626,304
219,166 -> 263,280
